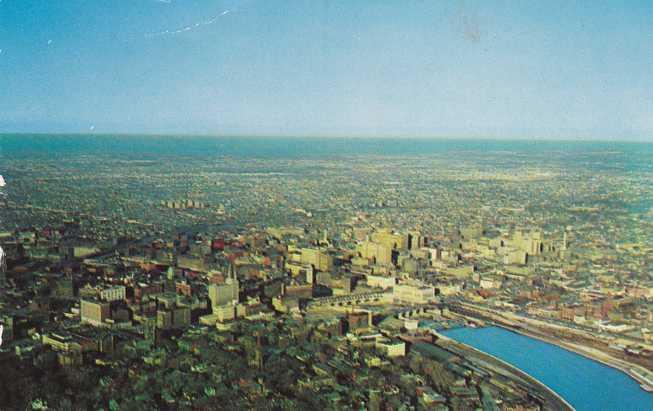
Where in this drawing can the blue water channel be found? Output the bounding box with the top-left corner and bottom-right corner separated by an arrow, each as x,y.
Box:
441,326 -> 653,411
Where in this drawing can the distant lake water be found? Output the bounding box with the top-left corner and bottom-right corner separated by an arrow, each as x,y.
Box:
441,326 -> 653,411
0,135 -> 652,166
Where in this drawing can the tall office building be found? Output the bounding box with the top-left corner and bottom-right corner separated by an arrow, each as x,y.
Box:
511,229 -> 544,256
0,246 -> 6,286
371,229 -> 408,250
81,299 -> 111,326
357,241 -> 393,266
300,248 -> 333,272
408,231 -> 425,250
100,286 -> 126,302
208,264 -> 239,311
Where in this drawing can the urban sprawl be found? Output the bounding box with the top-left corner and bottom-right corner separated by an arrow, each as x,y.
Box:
1,149 -> 652,410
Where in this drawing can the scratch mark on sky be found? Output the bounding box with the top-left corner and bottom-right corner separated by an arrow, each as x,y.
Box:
146,9 -> 231,37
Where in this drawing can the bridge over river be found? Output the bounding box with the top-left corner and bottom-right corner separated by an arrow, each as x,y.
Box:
307,291 -> 389,307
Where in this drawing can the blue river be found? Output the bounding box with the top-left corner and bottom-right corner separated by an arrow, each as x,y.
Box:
441,326 -> 653,411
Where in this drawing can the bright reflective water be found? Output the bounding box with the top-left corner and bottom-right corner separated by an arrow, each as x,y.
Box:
442,326 -> 653,411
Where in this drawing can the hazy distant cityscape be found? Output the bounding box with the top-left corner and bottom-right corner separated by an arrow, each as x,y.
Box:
0,136 -> 651,410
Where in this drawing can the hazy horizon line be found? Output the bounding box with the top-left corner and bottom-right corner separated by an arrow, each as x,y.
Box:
1,131 -> 652,144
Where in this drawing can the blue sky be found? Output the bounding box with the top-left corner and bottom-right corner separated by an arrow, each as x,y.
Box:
0,0 -> 652,140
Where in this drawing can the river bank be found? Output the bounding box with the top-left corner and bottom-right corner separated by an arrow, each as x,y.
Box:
493,322 -> 653,393
449,303 -> 653,393
435,332 -> 575,411
441,325 -> 653,410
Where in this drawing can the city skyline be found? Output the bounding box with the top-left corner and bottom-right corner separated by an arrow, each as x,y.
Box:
1,1 -> 653,140
1,136 -> 652,409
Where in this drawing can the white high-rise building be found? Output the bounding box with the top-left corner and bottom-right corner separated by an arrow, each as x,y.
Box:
100,285 -> 126,302
208,264 -> 239,311
0,246 -> 6,285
